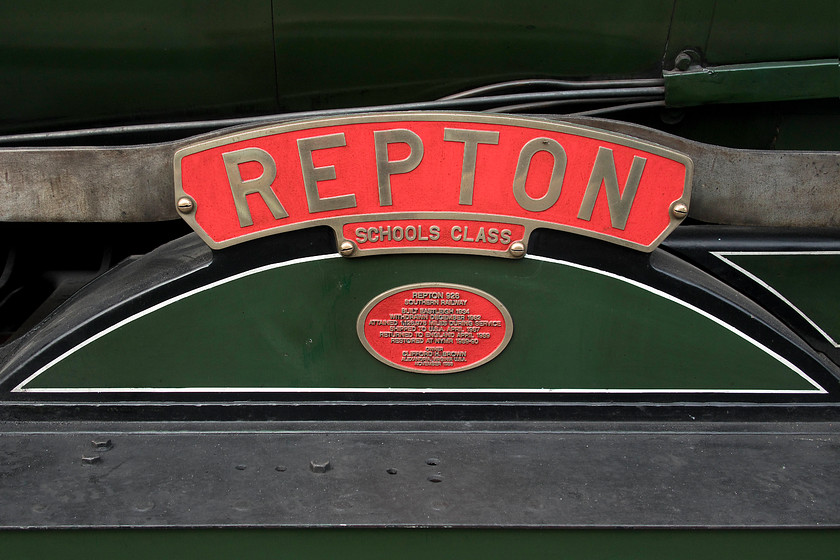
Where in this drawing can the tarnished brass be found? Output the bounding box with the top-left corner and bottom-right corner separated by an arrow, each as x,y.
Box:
443,128 -> 500,205
357,282 -> 514,374
508,242 -> 526,258
297,133 -> 357,213
222,147 -> 288,227
578,147 -> 646,230
173,112 -> 694,255
512,138 -> 567,212
374,128 -> 424,206
339,240 -> 357,256
671,202 -> 689,219
176,196 -> 195,214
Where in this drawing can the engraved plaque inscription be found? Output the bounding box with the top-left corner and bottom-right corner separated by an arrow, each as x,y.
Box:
357,283 -> 513,374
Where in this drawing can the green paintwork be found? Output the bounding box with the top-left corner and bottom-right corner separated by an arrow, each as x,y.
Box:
665,0 -> 839,67
2,528 -> 840,559
0,1 -> 278,131
27,254 -> 815,391
271,1 -> 673,111
665,59 -> 840,107
662,1 -> 717,67
3,1 -> 839,132
702,2 -> 838,65
723,253 -> 840,345
0,0 -> 677,131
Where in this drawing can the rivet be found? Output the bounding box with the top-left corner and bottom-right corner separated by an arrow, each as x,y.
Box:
81,455 -> 101,465
671,202 -> 689,219
310,459 -> 331,473
176,196 -> 195,214
508,242 -> 526,258
339,240 -> 356,257
91,439 -> 113,451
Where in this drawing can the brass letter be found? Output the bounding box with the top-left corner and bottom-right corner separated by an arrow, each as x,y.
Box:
374,129 -> 424,206
443,128 -> 499,205
512,138 -> 567,212
577,147 -> 646,230
222,147 -> 287,228
297,133 -> 357,213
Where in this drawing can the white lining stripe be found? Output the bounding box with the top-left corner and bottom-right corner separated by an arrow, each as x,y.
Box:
13,253 -> 826,394
714,251 -> 840,348
526,255 -> 824,394
18,387 -> 823,394
13,254 -> 338,392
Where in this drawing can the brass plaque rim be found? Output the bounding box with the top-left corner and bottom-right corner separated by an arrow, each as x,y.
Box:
356,282 -> 514,374
174,111 -> 693,254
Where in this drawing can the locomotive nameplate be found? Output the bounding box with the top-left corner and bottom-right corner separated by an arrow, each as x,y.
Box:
358,283 -> 513,373
174,112 -> 692,254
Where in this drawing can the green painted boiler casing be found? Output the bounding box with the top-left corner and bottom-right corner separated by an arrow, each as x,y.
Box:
1,0 -> 838,145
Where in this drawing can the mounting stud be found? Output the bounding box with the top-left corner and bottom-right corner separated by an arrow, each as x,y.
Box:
339,240 -> 356,257
508,242 -> 526,258
177,197 -> 195,214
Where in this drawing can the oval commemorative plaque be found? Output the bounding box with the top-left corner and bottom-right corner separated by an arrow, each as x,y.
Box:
358,283 -> 513,374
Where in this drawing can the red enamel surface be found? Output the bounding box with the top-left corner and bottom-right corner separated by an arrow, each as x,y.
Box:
359,285 -> 511,373
342,219 -> 525,252
179,119 -> 688,248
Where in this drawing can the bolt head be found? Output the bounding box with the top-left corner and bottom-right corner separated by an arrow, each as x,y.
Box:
91,439 -> 113,451
310,460 -> 331,473
339,240 -> 356,257
671,202 -> 689,219
674,49 -> 701,71
674,52 -> 693,71
508,241 -> 526,258
177,196 -> 195,214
